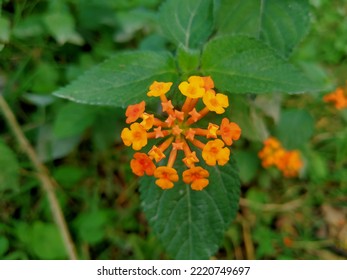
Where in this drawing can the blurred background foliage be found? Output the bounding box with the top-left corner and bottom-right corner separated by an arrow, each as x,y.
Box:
0,0 -> 346,259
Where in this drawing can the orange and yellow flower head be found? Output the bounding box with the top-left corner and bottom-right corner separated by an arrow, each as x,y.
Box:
258,137 -> 303,178
323,87 -> 347,110
121,76 -> 241,190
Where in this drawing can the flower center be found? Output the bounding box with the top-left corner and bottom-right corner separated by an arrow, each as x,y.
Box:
210,98 -> 219,107
210,147 -> 219,154
133,131 -> 143,139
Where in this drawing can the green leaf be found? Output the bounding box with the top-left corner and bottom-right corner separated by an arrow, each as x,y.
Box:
53,103 -> 97,138
30,62 -> 59,93
177,45 -> 200,74
0,16 -> 10,43
43,12 -> 84,45
115,9 -> 156,43
0,16 -> 10,51
36,124 -> 81,162
275,109 -> 314,149
216,0 -> 310,57
0,139 -> 19,192
253,226 -> 278,258
305,150 -> 328,183
54,51 -> 178,107
53,165 -> 87,188
235,150 -> 260,184
74,210 -> 110,244
158,0 -> 214,48
0,236 -> 9,256
140,158 -> 240,259
15,222 -> 67,259
12,15 -> 45,39
201,35 -> 320,94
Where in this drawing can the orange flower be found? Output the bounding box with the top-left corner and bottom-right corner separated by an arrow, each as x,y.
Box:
277,150 -> 303,178
148,145 -> 166,162
140,113 -> 154,130
202,139 -> 230,166
202,90 -> 229,114
121,123 -> 147,151
323,87 -> 347,110
154,166 -> 179,189
122,76 -> 241,190
258,137 -> 303,178
183,167 -> 209,191
258,137 -> 287,168
207,123 -> 219,139
182,151 -> 199,168
130,153 -> 156,176
219,118 -> 242,146
125,101 -> 145,124
147,81 -> 173,97
202,76 -> 214,91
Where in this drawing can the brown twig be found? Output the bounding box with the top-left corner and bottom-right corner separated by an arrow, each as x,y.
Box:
0,95 -> 78,260
240,217 -> 255,260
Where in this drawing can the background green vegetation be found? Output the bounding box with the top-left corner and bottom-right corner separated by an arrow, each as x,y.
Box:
0,0 -> 346,259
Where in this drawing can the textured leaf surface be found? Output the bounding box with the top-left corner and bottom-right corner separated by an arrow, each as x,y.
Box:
158,0 -> 213,48
201,35 -> 320,94
140,157 -> 240,259
216,0 -> 310,57
54,51 -> 178,107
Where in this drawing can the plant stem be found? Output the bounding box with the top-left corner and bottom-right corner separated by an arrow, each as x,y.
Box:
0,95 -> 78,260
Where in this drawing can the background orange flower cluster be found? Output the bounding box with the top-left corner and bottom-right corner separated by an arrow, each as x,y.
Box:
258,137 -> 303,178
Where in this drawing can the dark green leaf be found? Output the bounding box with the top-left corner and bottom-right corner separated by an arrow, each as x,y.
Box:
0,15 -> 10,51
30,62 -> 59,93
0,16 -> 10,43
235,150 -> 260,184
53,165 -> 87,188
12,15 -> 45,39
0,236 -> 9,256
53,103 -> 97,138
36,124 -> 81,162
140,158 -> 240,259
43,12 -> 84,45
305,150 -> 328,183
15,222 -> 67,259
201,35 -> 320,94
0,139 -> 19,192
216,0 -> 310,57
275,109 -> 314,149
177,45 -> 200,74
54,51 -> 178,107
158,0 -> 214,48
74,210 -> 110,244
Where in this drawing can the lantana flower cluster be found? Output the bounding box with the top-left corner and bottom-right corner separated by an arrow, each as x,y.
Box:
258,137 -> 303,178
323,86 -> 347,110
121,76 -> 241,191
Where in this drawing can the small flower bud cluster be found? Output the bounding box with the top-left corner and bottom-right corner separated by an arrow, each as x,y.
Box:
323,86 -> 347,110
258,137 -> 303,178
